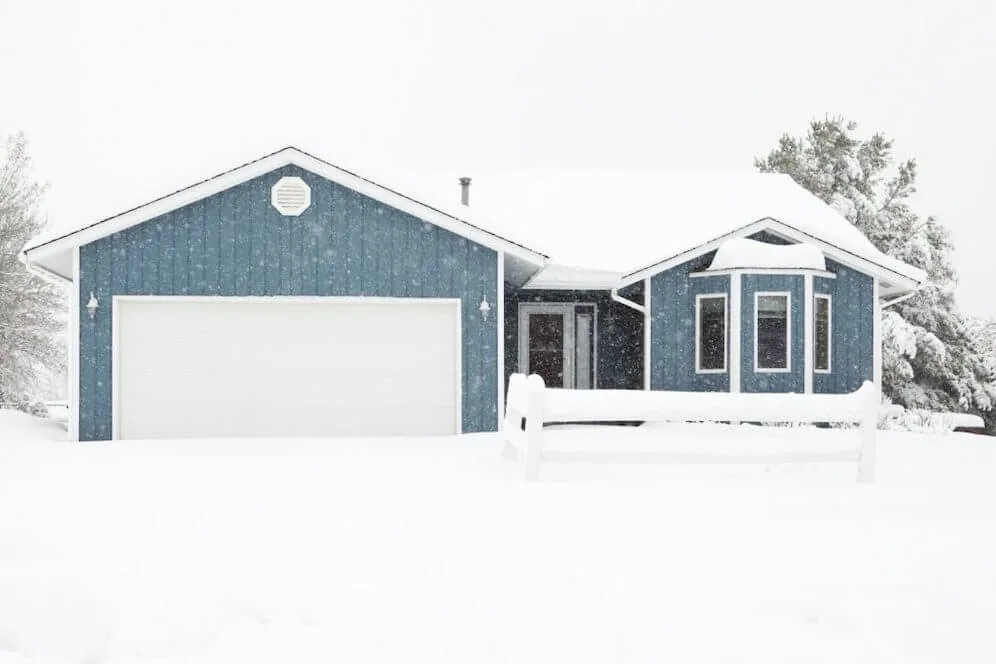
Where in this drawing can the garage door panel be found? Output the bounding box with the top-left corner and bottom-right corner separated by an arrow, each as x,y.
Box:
115,298 -> 460,439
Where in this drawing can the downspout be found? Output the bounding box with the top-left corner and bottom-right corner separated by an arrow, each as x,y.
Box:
610,286 -> 646,314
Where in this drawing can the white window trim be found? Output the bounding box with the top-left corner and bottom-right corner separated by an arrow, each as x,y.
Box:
754,291 -> 792,373
814,293 -> 832,374
695,293 -> 728,374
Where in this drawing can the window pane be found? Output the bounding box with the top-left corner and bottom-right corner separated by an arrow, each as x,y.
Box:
757,295 -> 788,369
815,297 -> 830,371
698,296 -> 726,371
528,314 -> 565,387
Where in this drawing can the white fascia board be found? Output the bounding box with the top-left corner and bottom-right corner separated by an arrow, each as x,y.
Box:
619,218 -> 923,291
22,147 -> 547,275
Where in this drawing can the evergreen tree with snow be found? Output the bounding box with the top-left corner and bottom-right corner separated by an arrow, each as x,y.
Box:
755,116 -> 996,424
0,133 -> 63,412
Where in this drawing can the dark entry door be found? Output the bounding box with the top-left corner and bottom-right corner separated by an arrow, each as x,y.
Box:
527,312 -> 567,387
518,304 -> 594,389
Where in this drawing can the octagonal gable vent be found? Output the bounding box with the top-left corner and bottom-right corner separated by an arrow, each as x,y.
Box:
271,176 -> 311,216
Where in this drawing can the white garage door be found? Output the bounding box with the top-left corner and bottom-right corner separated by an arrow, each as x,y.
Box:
114,297 -> 461,439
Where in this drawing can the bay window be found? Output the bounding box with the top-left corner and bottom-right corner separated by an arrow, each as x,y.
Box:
755,293 -> 790,371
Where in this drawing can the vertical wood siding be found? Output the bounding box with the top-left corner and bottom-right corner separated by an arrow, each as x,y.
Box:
647,239 -> 875,396
813,260 -> 874,393
739,274 -> 804,393
650,253 -> 731,391
78,165 -> 498,441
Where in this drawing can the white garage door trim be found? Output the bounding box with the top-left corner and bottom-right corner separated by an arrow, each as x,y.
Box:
110,295 -> 463,440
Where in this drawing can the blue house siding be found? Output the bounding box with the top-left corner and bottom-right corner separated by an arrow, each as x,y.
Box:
740,274 -> 804,393
77,164 -> 498,441
503,289 -> 643,390
814,260 -> 874,394
650,253 -> 730,392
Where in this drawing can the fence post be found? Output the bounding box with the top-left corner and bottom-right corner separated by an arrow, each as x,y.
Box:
523,374 -> 546,481
857,381 -> 879,483
501,374 -> 525,461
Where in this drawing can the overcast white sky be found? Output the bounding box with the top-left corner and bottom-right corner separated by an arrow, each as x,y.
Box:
1,0 -> 994,316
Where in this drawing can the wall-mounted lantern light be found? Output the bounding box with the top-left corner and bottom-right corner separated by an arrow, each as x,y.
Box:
479,296 -> 491,322
86,292 -> 99,320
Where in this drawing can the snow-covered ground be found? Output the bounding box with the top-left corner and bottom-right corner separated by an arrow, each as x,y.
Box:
1,414 -> 995,663
0,409 -> 67,443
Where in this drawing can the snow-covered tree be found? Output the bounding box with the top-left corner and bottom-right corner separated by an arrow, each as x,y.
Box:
0,133 -> 64,411
755,116 -> 996,417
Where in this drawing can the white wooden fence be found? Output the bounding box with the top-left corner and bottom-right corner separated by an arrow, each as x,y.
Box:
502,374 -> 880,483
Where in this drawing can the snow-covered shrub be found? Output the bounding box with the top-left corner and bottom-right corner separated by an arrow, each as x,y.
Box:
756,116 -> 996,417
879,406 -> 957,434
0,395 -> 49,418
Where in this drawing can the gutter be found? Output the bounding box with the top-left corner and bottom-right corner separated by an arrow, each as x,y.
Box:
18,251 -> 72,285
610,286 -> 645,314
881,290 -> 918,309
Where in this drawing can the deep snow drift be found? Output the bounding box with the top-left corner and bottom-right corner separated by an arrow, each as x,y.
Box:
1,415 -> 994,663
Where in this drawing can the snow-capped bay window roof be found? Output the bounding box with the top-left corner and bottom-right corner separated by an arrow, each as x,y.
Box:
707,238 -> 826,272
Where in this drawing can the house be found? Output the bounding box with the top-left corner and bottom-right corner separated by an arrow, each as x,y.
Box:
21,147 -> 926,442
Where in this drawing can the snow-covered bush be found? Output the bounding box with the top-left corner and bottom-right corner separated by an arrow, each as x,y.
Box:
879,405 -> 957,434
756,116 -> 996,417
0,397 -> 49,418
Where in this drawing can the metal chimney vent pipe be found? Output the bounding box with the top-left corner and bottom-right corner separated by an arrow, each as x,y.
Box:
459,176 -> 471,206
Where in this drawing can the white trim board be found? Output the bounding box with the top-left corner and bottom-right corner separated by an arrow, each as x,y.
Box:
23,147 -> 547,279
643,277 -> 652,390
753,291 -> 792,374
694,293 -> 728,374
69,247 -> 80,441
110,295 -> 463,440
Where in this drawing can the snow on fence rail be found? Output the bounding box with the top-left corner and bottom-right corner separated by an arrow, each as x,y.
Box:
502,374 -> 880,483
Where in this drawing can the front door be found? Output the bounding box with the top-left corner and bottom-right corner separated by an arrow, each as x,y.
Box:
518,304 -> 595,389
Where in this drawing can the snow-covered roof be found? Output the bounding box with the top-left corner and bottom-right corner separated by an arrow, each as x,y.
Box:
21,147 -> 927,294
707,238 -> 826,272
523,264 -> 623,290
395,170 -> 925,289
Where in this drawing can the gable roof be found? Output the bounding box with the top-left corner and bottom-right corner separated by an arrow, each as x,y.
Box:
393,171 -> 926,291
22,148 -> 926,295
20,147 -> 548,281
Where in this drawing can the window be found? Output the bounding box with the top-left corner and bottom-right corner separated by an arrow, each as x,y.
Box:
815,295 -> 831,372
696,294 -> 727,372
755,293 -> 790,371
